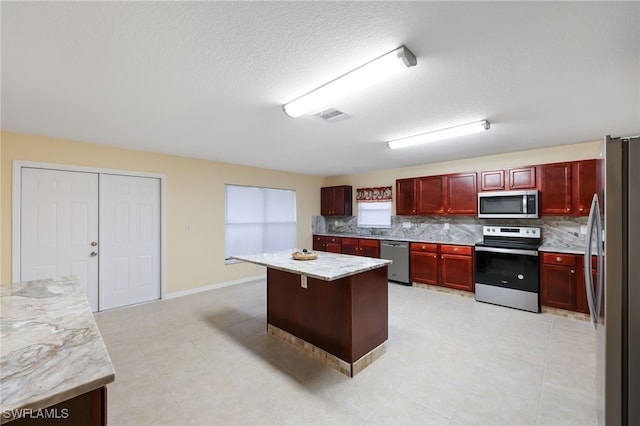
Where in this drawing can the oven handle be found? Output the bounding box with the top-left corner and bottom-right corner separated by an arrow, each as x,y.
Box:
475,246 -> 538,256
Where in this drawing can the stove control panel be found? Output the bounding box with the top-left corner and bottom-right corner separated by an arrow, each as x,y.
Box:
483,226 -> 541,238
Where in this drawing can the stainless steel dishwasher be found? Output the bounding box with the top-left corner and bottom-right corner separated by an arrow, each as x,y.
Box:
380,240 -> 411,285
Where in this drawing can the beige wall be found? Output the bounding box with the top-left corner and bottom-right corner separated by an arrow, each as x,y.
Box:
323,141 -> 603,214
1,131 -> 602,293
1,131 -> 324,291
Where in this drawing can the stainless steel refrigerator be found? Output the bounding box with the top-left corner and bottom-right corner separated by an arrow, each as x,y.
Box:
584,135 -> 639,425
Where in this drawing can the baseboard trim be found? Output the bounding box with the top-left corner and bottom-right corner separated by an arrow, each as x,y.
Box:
164,275 -> 265,300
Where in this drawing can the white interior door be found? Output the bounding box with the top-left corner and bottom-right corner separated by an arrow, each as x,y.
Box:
21,168 -> 99,311
99,174 -> 160,310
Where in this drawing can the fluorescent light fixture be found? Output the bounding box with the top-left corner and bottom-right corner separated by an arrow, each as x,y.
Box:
283,46 -> 417,118
387,120 -> 491,150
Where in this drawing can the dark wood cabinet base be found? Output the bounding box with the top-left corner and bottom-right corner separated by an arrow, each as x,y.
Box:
266,266 -> 388,376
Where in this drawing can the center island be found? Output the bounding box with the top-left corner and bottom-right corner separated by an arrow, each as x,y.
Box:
232,250 -> 391,377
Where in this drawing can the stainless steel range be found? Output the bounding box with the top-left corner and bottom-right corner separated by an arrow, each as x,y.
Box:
475,225 -> 541,313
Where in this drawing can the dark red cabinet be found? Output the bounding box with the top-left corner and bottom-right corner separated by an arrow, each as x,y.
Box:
396,172 -> 477,216
540,252 -> 578,310
538,160 -> 597,216
321,185 -> 352,216
341,238 -> 380,258
479,166 -> 536,191
410,243 -> 439,285
410,243 -> 474,292
396,178 -> 417,215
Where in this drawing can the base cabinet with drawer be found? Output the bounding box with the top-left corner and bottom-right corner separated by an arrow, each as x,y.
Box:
410,243 -> 474,292
341,238 -> 380,258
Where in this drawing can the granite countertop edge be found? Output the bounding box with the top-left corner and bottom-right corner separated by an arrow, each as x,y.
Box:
232,250 -> 391,281
0,277 -> 116,423
315,233 -> 586,253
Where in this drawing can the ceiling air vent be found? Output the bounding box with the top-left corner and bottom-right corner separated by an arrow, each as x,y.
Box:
314,108 -> 351,122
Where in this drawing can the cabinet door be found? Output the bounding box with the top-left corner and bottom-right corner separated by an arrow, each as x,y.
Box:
418,176 -> 445,214
540,263 -> 577,310
479,170 -> 505,191
446,173 -> 477,215
320,187 -> 334,215
411,251 -> 438,285
396,178 -> 417,215
508,166 -> 536,189
539,163 -> 573,215
332,186 -> 352,216
572,160 -> 597,216
440,253 -> 474,291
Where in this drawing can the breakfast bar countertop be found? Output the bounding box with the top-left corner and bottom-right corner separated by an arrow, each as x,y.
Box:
232,250 -> 391,281
0,277 -> 115,424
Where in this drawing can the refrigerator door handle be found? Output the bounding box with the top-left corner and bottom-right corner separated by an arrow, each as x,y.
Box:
584,194 -> 599,328
594,195 -> 604,325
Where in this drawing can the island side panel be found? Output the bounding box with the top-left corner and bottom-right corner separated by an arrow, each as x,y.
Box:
350,266 -> 389,361
267,268 -> 353,362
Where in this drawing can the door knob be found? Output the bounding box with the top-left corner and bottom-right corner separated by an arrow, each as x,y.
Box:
91,241 -> 98,246
90,251 -> 98,257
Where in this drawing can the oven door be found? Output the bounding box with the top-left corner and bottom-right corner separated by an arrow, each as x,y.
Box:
475,246 -> 539,292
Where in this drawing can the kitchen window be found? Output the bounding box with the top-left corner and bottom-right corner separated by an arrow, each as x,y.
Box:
225,185 -> 297,261
356,186 -> 392,228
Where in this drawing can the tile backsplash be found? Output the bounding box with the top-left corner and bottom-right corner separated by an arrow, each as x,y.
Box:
312,215 -> 589,250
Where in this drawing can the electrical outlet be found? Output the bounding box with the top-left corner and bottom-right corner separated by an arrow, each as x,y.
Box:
444,223 -> 450,230
185,224 -> 192,232
580,225 -> 587,235
301,275 -> 307,289
402,222 -> 411,229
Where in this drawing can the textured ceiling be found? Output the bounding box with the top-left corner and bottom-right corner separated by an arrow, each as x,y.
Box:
2,1 -> 639,176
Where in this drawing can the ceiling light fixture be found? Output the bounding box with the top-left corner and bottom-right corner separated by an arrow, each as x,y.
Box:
282,46 -> 417,118
387,120 -> 491,150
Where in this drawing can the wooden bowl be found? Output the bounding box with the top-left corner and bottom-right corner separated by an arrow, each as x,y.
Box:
292,251 -> 318,260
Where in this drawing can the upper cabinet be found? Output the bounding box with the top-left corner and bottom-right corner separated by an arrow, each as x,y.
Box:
538,160 -> 596,216
396,172 -> 477,216
320,185 -> 352,216
479,166 -> 536,191
446,173 -> 478,215
396,178 -> 418,215
394,160 -> 597,218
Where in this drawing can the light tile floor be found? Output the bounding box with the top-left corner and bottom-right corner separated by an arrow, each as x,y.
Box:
94,281 -> 597,426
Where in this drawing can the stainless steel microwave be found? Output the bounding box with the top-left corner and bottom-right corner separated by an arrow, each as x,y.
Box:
477,190 -> 539,219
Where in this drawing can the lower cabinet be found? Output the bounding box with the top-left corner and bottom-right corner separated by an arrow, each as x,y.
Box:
540,252 -> 595,313
312,236 -> 343,254
410,243 -> 474,292
342,238 -> 380,258
440,245 -> 474,292
410,243 -> 439,285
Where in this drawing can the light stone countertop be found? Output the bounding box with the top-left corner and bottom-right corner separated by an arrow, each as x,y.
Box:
232,250 -> 391,281
0,277 -> 115,424
313,233 -> 478,246
317,233 -> 586,254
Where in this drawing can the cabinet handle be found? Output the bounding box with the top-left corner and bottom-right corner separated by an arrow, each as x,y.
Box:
566,208 -> 571,212
579,207 -> 584,212
571,269 -> 575,274
453,248 -> 458,253
448,208 -> 452,213
441,256 -> 444,259
434,255 -> 437,258
556,257 -> 562,262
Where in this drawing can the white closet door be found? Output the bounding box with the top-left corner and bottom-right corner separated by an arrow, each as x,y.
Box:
21,168 -> 99,311
99,174 -> 160,310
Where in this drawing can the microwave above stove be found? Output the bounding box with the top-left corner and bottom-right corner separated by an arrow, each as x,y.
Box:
477,190 -> 539,219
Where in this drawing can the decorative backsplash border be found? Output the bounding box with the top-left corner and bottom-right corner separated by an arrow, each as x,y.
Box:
312,215 -> 589,251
